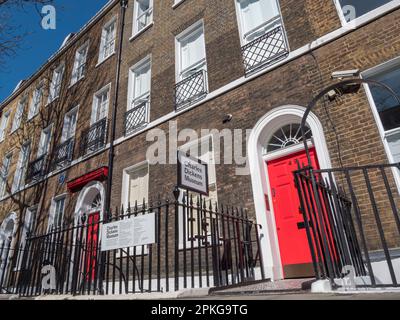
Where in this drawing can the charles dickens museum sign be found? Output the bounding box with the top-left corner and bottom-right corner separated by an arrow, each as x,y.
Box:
177,151 -> 209,196
101,213 -> 156,251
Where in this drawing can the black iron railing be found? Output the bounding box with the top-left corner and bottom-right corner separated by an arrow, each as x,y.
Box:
1,190 -> 264,297
52,138 -> 75,169
174,70 -> 208,110
241,25 -> 289,75
124,101 -> 149,136
26,155 -> 47,182
79,118 -> 108,157
294,163 -> 400,289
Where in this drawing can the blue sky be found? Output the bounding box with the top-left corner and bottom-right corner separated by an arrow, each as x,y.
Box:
0,0 -> 110,103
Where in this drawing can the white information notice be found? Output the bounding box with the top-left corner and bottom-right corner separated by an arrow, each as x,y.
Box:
101,212 -> 156,252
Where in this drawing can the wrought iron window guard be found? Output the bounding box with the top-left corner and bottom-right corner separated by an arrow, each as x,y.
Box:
241,25 -> 289,75
174,69 -> 208,110
124,100 -> 149,136
52,138 -> 75,169
79,118 -> 108,157
26,155 -> 47,182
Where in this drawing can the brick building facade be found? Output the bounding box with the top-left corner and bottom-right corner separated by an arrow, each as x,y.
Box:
1,0 -> 400,288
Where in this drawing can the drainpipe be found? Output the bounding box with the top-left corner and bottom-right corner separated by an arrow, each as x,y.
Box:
104,0 -> 128,221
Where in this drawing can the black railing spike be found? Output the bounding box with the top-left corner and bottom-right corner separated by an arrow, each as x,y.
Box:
127,202 -> 131,216
173,186 -> 180,201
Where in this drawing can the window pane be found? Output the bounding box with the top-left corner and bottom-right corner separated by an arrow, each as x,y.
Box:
180,26 -> 205,72
134,63 -> 151,99
338,0 -> 393,21
238,0 -> 279,35
369,67 -> 400,131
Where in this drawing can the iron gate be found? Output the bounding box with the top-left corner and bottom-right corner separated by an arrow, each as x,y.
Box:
294,163 -> 400,289
0,191 -> 264,297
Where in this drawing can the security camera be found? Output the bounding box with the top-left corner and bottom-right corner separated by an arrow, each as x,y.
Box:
223,114 -> 233,124
331,69 -> 360,79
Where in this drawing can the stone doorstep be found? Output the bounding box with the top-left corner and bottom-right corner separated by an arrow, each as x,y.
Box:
210,278 -> 315,296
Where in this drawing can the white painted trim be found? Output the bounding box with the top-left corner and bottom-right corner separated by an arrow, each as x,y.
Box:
263,140 -> 314,162
127,54 -> 152,115
121,160 -> 149,210
61,105 -> 80,143
247,105 -> 332,281
129,21 -> 154,42
47,193 -> 68,231
74,181 -> 105,222
172,0 -> 186,9
91,83 -> 112,125
131,0 -> 154,38
70,40 -> 90,87
333,0 -> 400,27
98,15 -> 118,65
233,0 -> 287,47
175,19 -> 207,83
0,212 -> 17,241
361,58 -> 400,193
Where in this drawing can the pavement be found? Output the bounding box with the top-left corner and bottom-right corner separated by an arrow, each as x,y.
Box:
1,279 -> 400,300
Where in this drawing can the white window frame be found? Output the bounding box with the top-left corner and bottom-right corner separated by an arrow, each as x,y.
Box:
127,55 -> 152,112
48,194 -> 67,231
37,124 -> 53,158
91,84 -> 111,125
132,0 -> 154,37
234,0 -> 284,45
12,141 -> 30,194
71,42 -> 89,86
10,96 -> 27,133
177,135 -> 218,249
175,20 -> 208,82
98,17 -> 117,64
0,110 -> 11,142
333,0 -> 400,27
0,152 -> 12,199
362,56 -> 400,193
48,63 -> 65,104
28,82 -> 44,120
62,106 -> 79,143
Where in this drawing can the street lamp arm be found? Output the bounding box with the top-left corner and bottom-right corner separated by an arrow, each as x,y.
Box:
301,78 -> 400,167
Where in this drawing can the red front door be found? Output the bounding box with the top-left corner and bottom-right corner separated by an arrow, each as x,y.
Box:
267,148 -> 319,278
85,212 -> 100,282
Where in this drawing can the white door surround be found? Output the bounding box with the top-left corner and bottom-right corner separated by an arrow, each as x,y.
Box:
74,181 -> 105,223
0,212 -> 17,244
248,105 -> 332,281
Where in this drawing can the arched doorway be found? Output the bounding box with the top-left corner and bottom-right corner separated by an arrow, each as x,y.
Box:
0,213 -> 17,286
74,181 -> 105,222
73,182 -> 104,283
248,105 -> 332,281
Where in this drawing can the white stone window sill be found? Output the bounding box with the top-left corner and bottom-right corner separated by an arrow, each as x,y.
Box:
96,52 -> 115,68
46,97 -> 59,107
69,76 -> 85,89
129,22 -> 154,42
172,0 -> 186,9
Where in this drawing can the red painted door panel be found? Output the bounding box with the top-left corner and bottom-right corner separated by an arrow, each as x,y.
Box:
267,148 -> 319,273
85,212 -> 100,281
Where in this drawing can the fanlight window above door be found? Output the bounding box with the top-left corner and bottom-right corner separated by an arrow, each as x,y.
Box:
265,123 -> 313,153
91,193 -> 102,211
